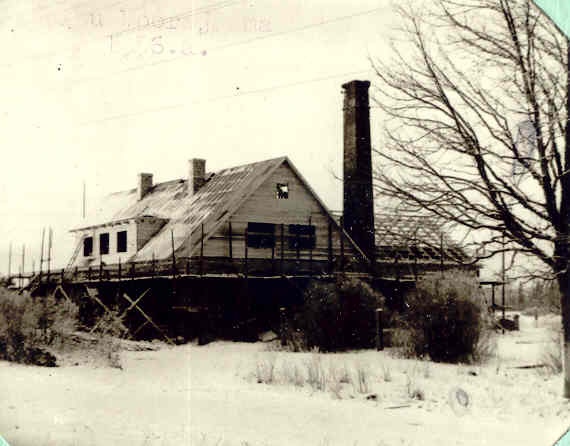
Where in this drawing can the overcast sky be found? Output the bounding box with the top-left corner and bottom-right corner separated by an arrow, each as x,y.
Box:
1,0 -> 397,274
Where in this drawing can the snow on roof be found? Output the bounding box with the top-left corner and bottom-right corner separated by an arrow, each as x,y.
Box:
71,157 -> 288,261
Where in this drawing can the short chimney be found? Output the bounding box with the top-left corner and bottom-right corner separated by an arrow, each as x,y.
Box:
137,173 -> 153,200
188,158 -> 206,195
342,80 -> 375,261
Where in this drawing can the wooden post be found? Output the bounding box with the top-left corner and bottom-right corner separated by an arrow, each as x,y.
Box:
280,223 -> 285,275
39,228 -> 45,284
74,266 -> 78,280
171,230 -> 176,278
328,221 -> 333,273
440,232 -> 444,277
7,242 -> 12,281
99,257 -> 103,281
87,266 -> 92,281
271,235 -> 276,275
228,220 -> 233,260
118,258 -> 122,282
375,308 -> 384,351
279,307 -> 287,347
130,262 -> 135,280
171,229 -> 177,299
413,243 -> 418,282
21,244 -> 25,282
296,226 -> 300,261
60,268 -> 64,284
340,216 -> 345,272
308,216 -> 313,276
491,284 -> 496,315
244,227 -> 249,278
200,223 -> 204,276
47,227 -> 52,281
152,252 -> 156,277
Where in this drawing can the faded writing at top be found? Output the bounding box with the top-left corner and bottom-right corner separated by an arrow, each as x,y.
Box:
108,15 -> 272,59
110,33 -> 209,62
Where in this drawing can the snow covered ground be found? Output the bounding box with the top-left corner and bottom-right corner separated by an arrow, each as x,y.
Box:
0,314 -> 569,446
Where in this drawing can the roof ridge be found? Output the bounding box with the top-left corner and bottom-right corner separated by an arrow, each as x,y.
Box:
103,156 -> 288,196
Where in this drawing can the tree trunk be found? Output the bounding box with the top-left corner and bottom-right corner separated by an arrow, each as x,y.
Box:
555,240 -> 570,397
558,273 -> 570,398
562,38 -> 570,400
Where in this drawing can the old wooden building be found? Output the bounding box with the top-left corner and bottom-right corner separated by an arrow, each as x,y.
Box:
23,80 -> 472,341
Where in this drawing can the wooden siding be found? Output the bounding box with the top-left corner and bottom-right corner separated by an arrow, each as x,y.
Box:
71,217 -> 166,268
202,163 -> 356,261
72,220 -> 138,267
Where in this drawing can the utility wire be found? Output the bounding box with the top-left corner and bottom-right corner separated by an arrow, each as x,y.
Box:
77,68 -> 370,126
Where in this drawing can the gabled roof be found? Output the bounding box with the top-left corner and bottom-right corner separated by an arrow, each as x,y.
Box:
73,157 -> 287,260
375,214 -> 469,263
72,157 -> 367,262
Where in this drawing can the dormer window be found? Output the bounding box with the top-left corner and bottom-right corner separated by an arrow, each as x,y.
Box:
276,183 -> 289,199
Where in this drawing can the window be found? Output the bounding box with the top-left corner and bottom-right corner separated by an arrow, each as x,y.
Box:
83,237 -> 93,257
247,222 -> 276,248
117,230 -> 127,253
276,183 -> 289,199
99,233 -> 110,255
288,224 -> 316,250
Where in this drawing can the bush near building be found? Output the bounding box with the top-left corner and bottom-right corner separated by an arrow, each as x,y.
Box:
401,273 -> 488,363
289,277 -> 384,352
0,287 -> 78,366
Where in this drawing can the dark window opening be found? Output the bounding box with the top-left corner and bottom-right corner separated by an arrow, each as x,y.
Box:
117,230 -> 127,253
99,233 -> 110,255
83,237 -> 93,257
276,183 -> 289,199
288,224 -> 316,250
247,222 -> 276,248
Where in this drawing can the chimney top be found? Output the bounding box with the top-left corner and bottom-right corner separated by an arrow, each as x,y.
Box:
342,80 -> 370,89
137,173 -> 153,201
188,158 -> 206,195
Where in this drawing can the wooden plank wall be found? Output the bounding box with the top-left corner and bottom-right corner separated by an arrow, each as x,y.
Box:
203,163 -> 356,260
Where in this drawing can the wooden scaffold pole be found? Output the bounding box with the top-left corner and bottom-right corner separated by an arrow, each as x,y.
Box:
39,228 -> 45,285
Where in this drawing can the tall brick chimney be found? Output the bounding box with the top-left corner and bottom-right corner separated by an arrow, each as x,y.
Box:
137,173 -> 153,200
342,80 -> 375,261
188,158 -> 206,195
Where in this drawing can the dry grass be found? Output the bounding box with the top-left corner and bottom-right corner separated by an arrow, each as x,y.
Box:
254,355 -> 277,384
352,362 -> 371,394
306,354 -> 327,392
250,352 -> 383,400
405,375 -> 425,401
540,330 -> 563,376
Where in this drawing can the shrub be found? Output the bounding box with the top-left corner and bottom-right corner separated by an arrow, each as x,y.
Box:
402,272 -> 486,363
0,288 -> 78,366
289,277 -> 384,352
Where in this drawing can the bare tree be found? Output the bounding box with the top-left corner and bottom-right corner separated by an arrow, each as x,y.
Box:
372,0 -> 570,396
